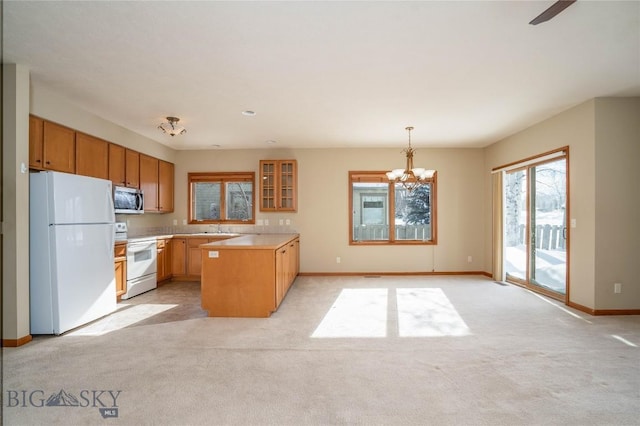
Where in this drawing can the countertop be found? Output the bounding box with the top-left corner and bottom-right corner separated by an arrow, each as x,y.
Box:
116,233 -> 240,244
116,233 -> 298,249
200,233 -> 299,250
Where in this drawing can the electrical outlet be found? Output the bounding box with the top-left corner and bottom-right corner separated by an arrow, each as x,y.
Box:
264,219 -> 269,226
467,256 -> 472,263
614,283 -> 622,294
182,219 -> 187,225
257,219 -> 264,226
279,219 -> 284,226
336,256 -> 341,264
172,219 -> 178,226
285,219 -> 291,226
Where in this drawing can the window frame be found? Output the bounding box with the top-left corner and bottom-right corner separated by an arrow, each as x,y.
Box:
349,171 -> 437,245
188,172 -> 255,224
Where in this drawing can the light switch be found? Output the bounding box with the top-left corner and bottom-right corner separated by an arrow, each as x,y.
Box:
570,219 -> 576,228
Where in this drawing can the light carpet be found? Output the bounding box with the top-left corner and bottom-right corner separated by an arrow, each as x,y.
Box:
2,276 -> 639,425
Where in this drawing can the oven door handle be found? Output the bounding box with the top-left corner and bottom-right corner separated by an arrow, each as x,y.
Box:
127,242 -> 156,254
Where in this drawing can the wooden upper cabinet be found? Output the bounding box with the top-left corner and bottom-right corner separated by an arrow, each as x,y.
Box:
259,160 -> 297,212
30,119 -> 76,174
112,146 -> 143,190
108,143 -> 126,187
28,116 -> 175,214
76,132 -> 109,180
139,153 -> 159,211
125,149 -> 140,188
158,160 -> 174,213
29,116 -> 45,169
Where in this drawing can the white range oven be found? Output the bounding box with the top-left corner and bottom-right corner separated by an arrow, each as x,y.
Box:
122,237 -> 157,299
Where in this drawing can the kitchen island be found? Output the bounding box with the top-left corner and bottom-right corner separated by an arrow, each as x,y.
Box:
200,234 -> 300,317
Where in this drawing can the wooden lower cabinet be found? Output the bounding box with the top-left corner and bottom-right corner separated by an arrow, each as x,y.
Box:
157,238 -> 173,283
114,243 -> 127,301
201,235 -> 299,317
187,238 -> 209,277
171,238 -> 187,278
171,236 -> 236,281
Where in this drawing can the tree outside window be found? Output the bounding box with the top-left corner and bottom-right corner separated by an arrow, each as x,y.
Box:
188,172 -> 255,224
350,171 -> 437,245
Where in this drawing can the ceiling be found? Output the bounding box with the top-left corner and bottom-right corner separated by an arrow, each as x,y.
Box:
3,1 -> 639,150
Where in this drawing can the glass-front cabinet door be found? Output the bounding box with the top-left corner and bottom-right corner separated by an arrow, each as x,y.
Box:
260,161 -> 276,210
259,160 -> 297,212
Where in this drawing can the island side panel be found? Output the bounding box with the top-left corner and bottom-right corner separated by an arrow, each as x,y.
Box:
201,248 -> 276,317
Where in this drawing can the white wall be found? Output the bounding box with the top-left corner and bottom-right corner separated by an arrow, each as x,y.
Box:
11,77 -> 634,342
175,147 -> 486,274
0,78 -> 179,342
594,98 -> 640,310
2,64 -> 31,341
484,98 -> 640,311
4,104 -> 491,277
30,83 -> 176,163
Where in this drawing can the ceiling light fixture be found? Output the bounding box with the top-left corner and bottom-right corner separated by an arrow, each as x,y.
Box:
386,126 -> 435,192
158,116 -> 186,137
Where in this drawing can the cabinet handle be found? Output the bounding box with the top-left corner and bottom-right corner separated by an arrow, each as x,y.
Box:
46,161 -> 51,165
36,159 -> 41,163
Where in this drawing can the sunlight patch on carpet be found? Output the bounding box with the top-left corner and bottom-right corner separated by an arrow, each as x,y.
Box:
397,288 -> 471,337
65,304 -> 178,336
311,288 -> 388,338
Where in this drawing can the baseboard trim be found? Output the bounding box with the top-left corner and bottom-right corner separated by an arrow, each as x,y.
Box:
593,309 -> 640,316
2,335 -> 33,347
567,301 -> 595,315
567,301 -> 640,316
298,271 -> 492,277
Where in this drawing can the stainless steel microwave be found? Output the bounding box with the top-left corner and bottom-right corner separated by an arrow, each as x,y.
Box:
114,186 -> 144,214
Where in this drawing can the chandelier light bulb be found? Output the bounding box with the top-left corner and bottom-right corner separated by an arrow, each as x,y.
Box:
387,126 -> 435,192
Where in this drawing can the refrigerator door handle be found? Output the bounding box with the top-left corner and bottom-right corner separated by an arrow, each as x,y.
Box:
106,184 -> 116,223
108,224 -> 115,263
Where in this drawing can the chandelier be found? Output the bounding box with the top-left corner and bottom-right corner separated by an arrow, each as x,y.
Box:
158,116 -> 186,137
386,126 -> 435,192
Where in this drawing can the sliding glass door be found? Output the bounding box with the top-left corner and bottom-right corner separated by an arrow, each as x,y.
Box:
503,155 -> 568,299
504,169 -> 527,281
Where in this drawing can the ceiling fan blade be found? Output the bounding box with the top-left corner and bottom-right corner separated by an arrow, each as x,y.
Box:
529,0 -> 577,25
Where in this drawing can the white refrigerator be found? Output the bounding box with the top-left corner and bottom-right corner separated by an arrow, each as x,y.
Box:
30,171 -> 117,335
